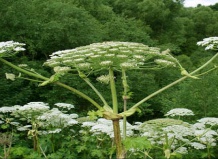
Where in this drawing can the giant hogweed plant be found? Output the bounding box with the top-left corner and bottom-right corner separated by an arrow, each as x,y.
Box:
0,38 -> 218,158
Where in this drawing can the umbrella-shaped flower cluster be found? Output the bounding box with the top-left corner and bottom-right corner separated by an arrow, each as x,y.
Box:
44,42 -> 178,72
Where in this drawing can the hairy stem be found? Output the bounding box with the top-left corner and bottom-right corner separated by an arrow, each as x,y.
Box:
55,82 -> 102,110
0,58 -> 48,80
109,68 -> 118,114
82,77 -> 109,107
113,119 -> 125,159
122,69 -> 129,139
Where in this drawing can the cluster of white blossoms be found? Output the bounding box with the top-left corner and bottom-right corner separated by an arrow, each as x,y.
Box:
37,108 -> 78,128
0,105 -> 21,113
44,42 -> 178,72
96,74 -> 110,84
197,37 -> 218,50
164,108 -> 194,117
136,114 -> 218,155
54,102 -> 75,110
12,102 -> 50,119
0,41 -> 25,57
0,102 -> 79,136
81,118 -> 133,138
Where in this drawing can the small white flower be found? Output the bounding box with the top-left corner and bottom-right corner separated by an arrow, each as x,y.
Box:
96,75 -> 110,84
174,147 -> 188,154
53,66 -> 71,73
77,63 -> 91,69
100,61 -> 113,66
155,59 -> 176,67
81,121 -> 96,127
120,62 -> 136,69
18,64 -> 28,67
48,128 -> 62,134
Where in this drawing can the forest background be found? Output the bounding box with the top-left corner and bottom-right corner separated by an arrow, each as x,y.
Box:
1,0 -> 218,121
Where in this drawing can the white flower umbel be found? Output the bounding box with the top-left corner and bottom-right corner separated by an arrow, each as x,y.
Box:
44,42 -> 177,72
37,108 -> 78,128
197,117 -> 218,126
96,75 -> 110,84
165,108 -> 194,117
0,41 -> 25,57
190,142 -> 206,150
197,37 -> 218,50
194,129 -> 217,147
0,105 -> 21,113
54,103 -> 75,110
85,118 -> 133,138
12,102 -> 50,121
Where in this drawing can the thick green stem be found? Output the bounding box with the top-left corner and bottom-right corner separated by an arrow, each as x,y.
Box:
112,119 -> 125,159
109,68 -> 118,114
130,53 -> 218,111
55,82 -> 102,110
82,77 -> 109,107
0,58 -> 48,80
122,69 -> 129,139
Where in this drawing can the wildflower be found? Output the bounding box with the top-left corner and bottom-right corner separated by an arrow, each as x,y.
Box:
77,63 -> 91,69
18,64 -> 28,67
53,66 -> 71,73
197,37 -> 218,50
120,62 -> 136,69
81,121 -> 96,127
84,118 -> 133,138
165,108 -> 194,117
37,108 -> 78,128
0,41 -> 25,57
0,105 -> 21,113
96,75 -> 110,84
48,128 -> 62,134
44,41 -> 177,72
54,103 -> 75,110
174,147 -> 188,154
155,59 -> 176,67
197,117 -> 218,126
18,102 -> 49,112
190,142 -> 206,150
100,60 -> 113,66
